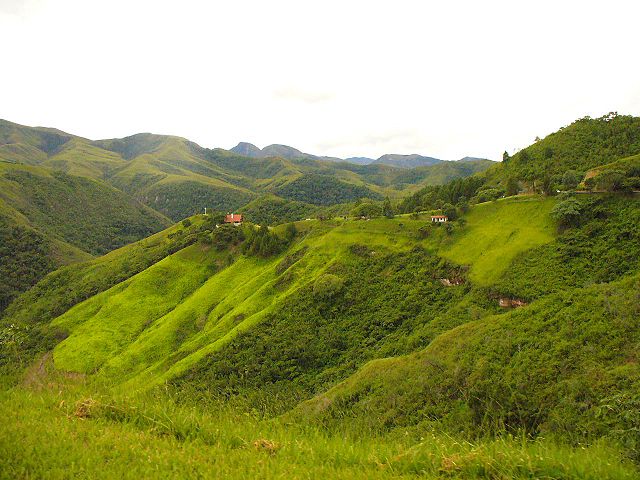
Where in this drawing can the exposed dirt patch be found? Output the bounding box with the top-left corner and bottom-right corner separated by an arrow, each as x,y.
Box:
22,352 -> 85,390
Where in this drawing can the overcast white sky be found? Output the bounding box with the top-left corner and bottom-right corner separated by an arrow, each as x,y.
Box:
1,0 -> 639,160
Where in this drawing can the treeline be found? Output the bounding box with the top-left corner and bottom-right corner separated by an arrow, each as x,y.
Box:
202,221 -> 297,258
500,113 -> 640,182
398,176 -> 487,213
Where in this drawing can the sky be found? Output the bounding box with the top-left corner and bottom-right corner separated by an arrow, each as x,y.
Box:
1,0 -> 639,161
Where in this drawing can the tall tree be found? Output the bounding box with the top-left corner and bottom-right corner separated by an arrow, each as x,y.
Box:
382,197 -> 395,218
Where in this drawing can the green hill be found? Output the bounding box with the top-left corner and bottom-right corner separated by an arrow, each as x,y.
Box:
399,113 -> 640,214
2,192 -> 639,477
0,119 -> 496,222
498,112 -> 640,182
2,115 -> 640,478
0,161 -> 170,311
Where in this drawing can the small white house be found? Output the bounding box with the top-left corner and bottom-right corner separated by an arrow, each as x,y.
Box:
431,215 -> 448,223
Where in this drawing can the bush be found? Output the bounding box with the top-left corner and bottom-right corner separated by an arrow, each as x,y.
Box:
312,274 -> 344,300
211,225 -> 245,251
595,170 -> 626,192
551,198 -> 582,228
351,202 -> 381,218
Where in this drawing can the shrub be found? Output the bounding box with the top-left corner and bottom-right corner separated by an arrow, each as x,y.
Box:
211,225 -> 245,250
350,202 -> 381,218
312,274 -> 344,300
551,198 -> 583,228
595,170 -> 626,192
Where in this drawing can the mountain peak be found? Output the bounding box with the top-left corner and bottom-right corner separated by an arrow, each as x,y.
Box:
230,142 -> 263,158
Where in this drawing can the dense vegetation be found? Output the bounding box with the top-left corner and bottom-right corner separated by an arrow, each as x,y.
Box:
497,113 -> 640,183
138,181 -> 254,222
2,168 -> 168,254
174,247 -> 473,409
0,220 -> 55,311
239,195 -> 317,225
296,273 -> 640,454
275,174 -> 382,205
494,195 -> 640,300
0,162 -> 170,313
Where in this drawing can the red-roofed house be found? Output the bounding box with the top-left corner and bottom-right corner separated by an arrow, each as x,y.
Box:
224,213 -> 243,226
431,215 -> 448,223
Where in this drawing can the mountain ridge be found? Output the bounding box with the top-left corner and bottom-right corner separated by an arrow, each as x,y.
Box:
230,140 -> 488,168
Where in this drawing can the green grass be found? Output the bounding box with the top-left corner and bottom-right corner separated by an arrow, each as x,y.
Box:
440,196 -> 556,285
3,195 -> 639,478
21,197 -> 554,392
1,386 -> 636,480
52,244 -> 220,373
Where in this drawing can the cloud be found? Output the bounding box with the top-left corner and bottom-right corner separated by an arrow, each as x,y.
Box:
272,87 -> 334,104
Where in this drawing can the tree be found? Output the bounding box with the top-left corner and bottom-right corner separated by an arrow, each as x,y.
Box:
382,197 -> 394,218
417,225 -> 431,239
313,274 -> 344,300
506,176 -> 519,196
595,170 -> 626,192
503,151 -> 510,162
444,223 -> 454,235
551,197 -> 582,228
284,222 -> 297,242
622,177 -> 640,191
541,174 -> 554,196
544,147 -> 554,159
562,170 -> 581,190
351,202 -> 381,218
442,203 -> 457,221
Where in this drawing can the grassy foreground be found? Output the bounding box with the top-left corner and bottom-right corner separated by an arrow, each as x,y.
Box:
1,384 -> 636,480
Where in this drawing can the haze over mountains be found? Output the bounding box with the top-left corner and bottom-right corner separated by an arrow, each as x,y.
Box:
230,141 -> 486,168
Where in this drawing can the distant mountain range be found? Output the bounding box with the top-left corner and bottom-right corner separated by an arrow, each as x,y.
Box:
230,142 -> 487,168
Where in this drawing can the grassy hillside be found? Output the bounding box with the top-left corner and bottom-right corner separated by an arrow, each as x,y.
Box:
2,197 -> 551,392
3,116 -> 640,478
294,273 -> 640,453
4,385 -> 637,480
440,196 -> 556,285
2,194 -> 640,477
0,217 -> 213,381
289,195 -> 640,457
2,385 -> 636,480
